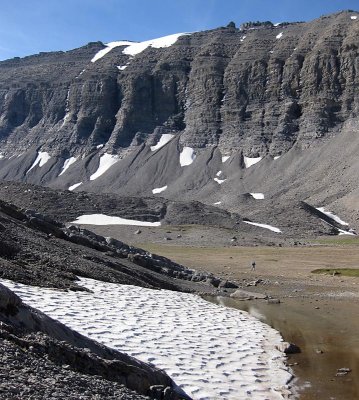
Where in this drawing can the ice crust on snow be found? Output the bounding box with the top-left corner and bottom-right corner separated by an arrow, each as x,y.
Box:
152,185 -> 167,194
71,214 -> 161,227
316,207 -> 349,226
26,152 -> 51,174
1,277 -> 293,400
180,147 -> 196,166
150,134 -> 175,151
91,33 -> 190,63
68,182 -> 82,191
90,153 -> 119,180
59,157 -> 77,176
276,32 -> 283,39
250,193 -> 265,200
244,221 -> 282,233
244,156 -> 262,168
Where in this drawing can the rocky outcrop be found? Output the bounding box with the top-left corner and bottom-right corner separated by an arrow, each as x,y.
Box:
0,11 -> 358,158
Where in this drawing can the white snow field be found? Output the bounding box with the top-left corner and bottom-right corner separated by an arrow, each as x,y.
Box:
244,156 -> 262,168
71,214 -> 161,227
26,151 -> 51,174
59,157 -> 77,176
68,182 -> 82,191
90,153 -> 119,180
152,185 -> 168,194
315,207 -> 349,226
91,33 -> 190,63
250,193 -> 265,200
150,134 -> 175,151
244,221 -> 282,233
180,147 -> 196,166
222,155 -> 230,163
1,277 -> 293,400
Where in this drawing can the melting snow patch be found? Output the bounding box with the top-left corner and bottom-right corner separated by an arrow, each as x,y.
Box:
26,152 -> 51,174
117,65 -> 127,71
68,182 -> 82,191
351,15 -> 358,20
274,155 -> 281,160
152,185 -> 167,194
96,144 -> 104,149
244,221 -> 282,233
222,155 -> 230,163
180,147 -> 196,167
59,157 -> 77,176
122,33 -> 190,56
316,207 -> 349,226
240,35 -> 246,42
213,201 -> 222,205
276,32 -> 283,39
1,277 -> 293,400
90,153 -> 119,180
214,177 -> 226,184
244,156 -> 262,168
216,171 -> 222,176
150,134 -> 175,151
71,214 -> 161,227
250,193 -> 265,200
91,41 -> 134,62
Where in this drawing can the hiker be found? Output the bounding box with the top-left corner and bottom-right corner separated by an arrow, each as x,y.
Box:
251,260 -> 256,271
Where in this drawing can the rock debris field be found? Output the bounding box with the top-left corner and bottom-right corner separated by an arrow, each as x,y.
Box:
1,277 -> 293,400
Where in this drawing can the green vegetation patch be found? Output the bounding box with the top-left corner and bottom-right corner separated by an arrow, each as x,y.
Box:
312,268 -> 359,277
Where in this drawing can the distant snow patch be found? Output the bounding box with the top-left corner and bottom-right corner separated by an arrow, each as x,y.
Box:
240,36 -> 246,42
338,229 -> 356,236
244,156 -> 262,168
150,134 -> 174,151
68,182 -> 82,191
117,65 -> 127,71
152,185 -> 167,194
213,201 -> 222,205
250,193 -> 264,200
59,157 -> 77,176
351,15 -> 358,20
244,221 -> 281,233
273,155 -> 281,160
222,155 -> 230,163
214,178 -> 226,184
274,22 -> 281,27
90,153 -> 119,180
91,41 -> 134,62
71,214 -> 161,227
179,147 -> 196,167
216,171 -> 222,176
26,152 -> 51,174
122,33 -> 190,57
0,153 -> 4,159
276,32 -> 283,39
96,144 -> 104,149
316,207 -> 349,226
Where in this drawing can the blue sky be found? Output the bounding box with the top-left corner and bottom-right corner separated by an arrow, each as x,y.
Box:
0,0 -> 358,60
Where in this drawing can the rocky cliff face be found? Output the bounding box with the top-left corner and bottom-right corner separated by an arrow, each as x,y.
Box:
0,11 -> 359,235
1,11 -> 358,156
